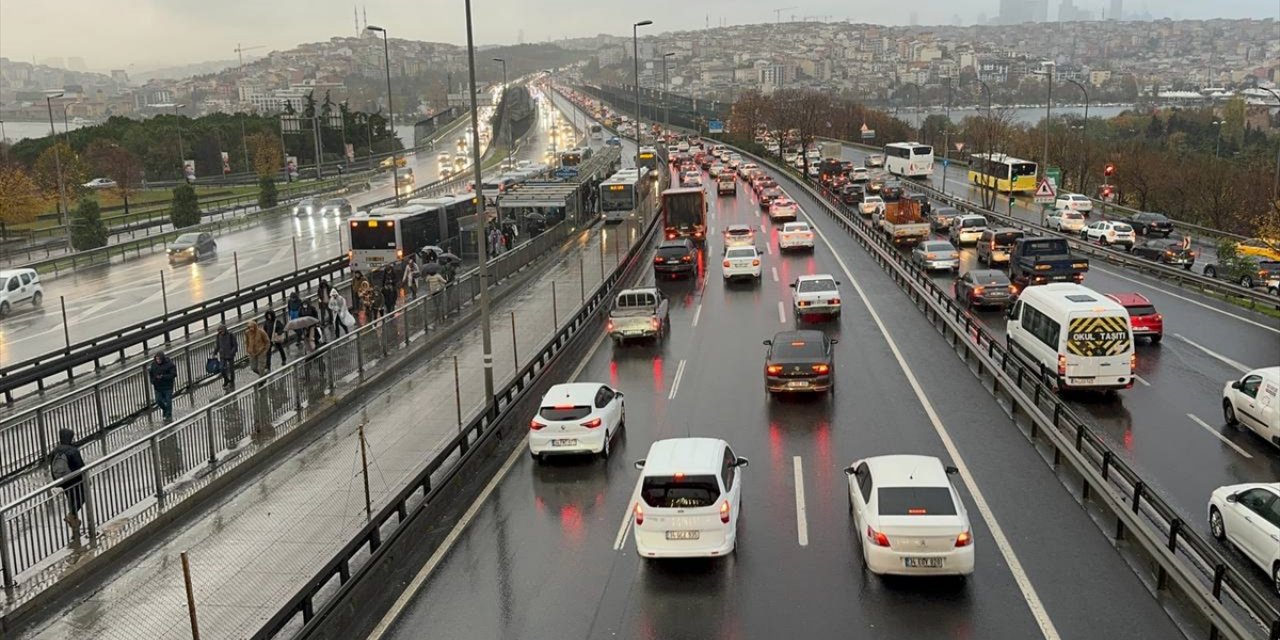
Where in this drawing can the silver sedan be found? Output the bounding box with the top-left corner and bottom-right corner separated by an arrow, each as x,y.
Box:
911,240 -> 960,272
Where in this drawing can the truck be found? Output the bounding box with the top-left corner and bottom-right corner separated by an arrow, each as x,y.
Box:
820,141 -> 843,161
607,288 -> 669,345
661,187 -> 708,244
818,158 -> 845,187
1009,237 -> 1090,287
873,196 -> 930,245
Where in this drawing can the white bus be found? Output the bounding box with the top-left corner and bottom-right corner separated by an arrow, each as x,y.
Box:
883,142 -> 934,178
589,124 -> 604,142
348,203 -> 459,273
1006,283 -> 1136,393
599,167 -> 655,224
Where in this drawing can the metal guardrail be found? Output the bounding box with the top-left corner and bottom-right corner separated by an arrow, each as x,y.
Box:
743,145 -> 1280,640
0,219 -> 575,596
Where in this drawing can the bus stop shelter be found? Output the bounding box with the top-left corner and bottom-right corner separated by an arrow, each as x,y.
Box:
497,182 -> 587,234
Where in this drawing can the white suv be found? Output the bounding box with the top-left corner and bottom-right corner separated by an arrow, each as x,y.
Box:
0,268 -> 44,317
1054,193 -> 1094,214
1082,221 -> 1136,249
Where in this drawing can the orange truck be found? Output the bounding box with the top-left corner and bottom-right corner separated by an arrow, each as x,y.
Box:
875,197 -> 929,245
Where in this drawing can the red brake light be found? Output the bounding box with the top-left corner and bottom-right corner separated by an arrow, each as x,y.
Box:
1057,354 -> 1068,376
955,530 -> 973,547
581,418 -> 602,429
751,258 -> 760,266
723,260 -> 731,268
681,255 -> 692,262
530,420 -> 546,431
1130,352 -> 1137,373
607,319 -> 614,332
653,256 -> 662,264
812,363 -> 830,374
867,526 -> 890,547
720,500 -> 731,524
827,298 -> 840,305
766,364 -> 783,375
650,317 -> 660,330
634,503 -> 644,525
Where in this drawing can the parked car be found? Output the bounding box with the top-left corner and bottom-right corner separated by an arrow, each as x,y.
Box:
1128,212 -> 1174,237
1105,292 -> 1163,344
1131,237 -> 1196,269
0,268 -> 44,317
167,232 -> 217,265
82,177 -> 117,189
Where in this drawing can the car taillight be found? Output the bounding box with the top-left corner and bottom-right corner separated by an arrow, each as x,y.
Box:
990,241 -> 996,250
798,300 -> 810,307
1153,314 -> 1162,322
681,255 -> 692,262
812,363 -> 830,374
766,364 -> 783,375
723,260 -> 731,268
1130,352 -> 1137,373
654,256 -> 663,264
955,530 -> 972,547
666,231 -> 677,239
752,259 -> 760,266
650,317 -> 660,330
581,418 -> 602,429
828,298 -> 840,305
634,503 -> 644,526
530,420 -> 546,431
866,526 -> 891,547
694,231 -> 704,237
1057,354 -> 1067,376
720,501 -> 731,524
607,319 -> 615,332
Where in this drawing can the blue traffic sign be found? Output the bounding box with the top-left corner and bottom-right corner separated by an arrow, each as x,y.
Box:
555,167 -> 578,178
708,120 -> 724,134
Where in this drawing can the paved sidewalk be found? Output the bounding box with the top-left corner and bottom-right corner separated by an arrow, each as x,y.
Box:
20,221 -> 638,639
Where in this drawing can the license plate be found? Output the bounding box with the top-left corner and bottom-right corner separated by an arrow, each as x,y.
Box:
787,380 -> 811,388
551,438 -> 577,447
666,530 -> 700,540
369,257 -> 384,262
1069,377 -> 1095,383
904,557 -> 945,568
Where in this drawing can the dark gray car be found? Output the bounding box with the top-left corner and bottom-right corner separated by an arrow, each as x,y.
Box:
319,198 -> 354,217
167,232 -> 216,264
954,269 -> 1014,310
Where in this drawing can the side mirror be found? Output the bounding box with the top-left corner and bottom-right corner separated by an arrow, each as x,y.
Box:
835,281 -> 842,286
633,459 -> 646,470
614,391 -> 625,399
1005,306 -> 1018,320
945,465 -> 959,475
1225,493 -> 1238,504
830,338 -> 840,345
843,465 -> 857,476
1230,380 -> 1241,390
734,457 -> 750,468
788,282 -> 796,288
762,339 -> 772,346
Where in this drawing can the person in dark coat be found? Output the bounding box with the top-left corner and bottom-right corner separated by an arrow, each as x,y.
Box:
381,278 -> 398,315
148,350 -> 178,423
286,291 -> 302,320
213,324 -> 238,390
264,310 -> 287,369
50,428 -> 86,541
350,272 -> 366,315
316,280 -> 333,325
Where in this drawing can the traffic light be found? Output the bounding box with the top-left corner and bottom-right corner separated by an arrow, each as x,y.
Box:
1102,185 -> 1113,200
1104,163 -> 1115,178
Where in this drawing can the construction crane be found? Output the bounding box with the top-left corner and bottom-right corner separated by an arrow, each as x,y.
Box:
773,6 -> 795,24
234,44 -> 264,68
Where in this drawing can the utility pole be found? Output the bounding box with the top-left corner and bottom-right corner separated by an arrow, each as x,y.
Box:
464,0 -> 495,405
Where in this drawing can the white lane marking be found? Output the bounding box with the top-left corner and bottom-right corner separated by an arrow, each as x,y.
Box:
771,267 -> 779,283
777,301 -> 786,324
668,359 -> 687,400
692,303 -> 702,327
793,456 -> 809,547
1133,375 -> 1150,387
802,210 -> 1061,640
1172,333 -> 1251,374
368,327 -> 609,640
765,242 -> 773,255
613,492 -> 636,550
69,300 -> 115,325
1091,265 -> 1278,335
1187,414 -> 1253,459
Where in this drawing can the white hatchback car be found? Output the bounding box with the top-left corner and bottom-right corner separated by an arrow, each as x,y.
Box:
791,274 -> 841,319
723,224 -> 756,251
0,268 -> 45,317
528,383 -> 625,461
769,198 -> 800,222
1207,482 -> 1280,592
1054,193 -> 1094,214
778,221 -> 815,251
722,246 -> 762,281
949,214 -> 989,246
845,454 -> 975,577
632,438 -> 749,559
1082,221 -> 1136,248
1047,209 -> 1087,233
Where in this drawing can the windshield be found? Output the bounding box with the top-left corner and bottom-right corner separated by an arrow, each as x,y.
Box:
1063,212 -> 1084,220
1012,162 -> 1037,177
1020,239 -> 1069,256
539,405 -> 592,421
877,487 -> 957,516
969,270 -> 1010,285
641,475 -> 720,508
797,279 -> 836,294
783,223 -> 809,233
921,242 -> 953,252
772,338 -> 825,359
992,231 -> 1024,246
726,227 -> 752,236
960,217 -> 987,228
174,234 -> 199,244
600,184 -> 634,212
1113,223 -> 1133,232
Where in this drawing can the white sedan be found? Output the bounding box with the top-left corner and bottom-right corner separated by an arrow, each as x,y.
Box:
845,454 -> 975,577
778,221 -> 815,251
528,383 -> 624,461
1046,209 -> 1087,233
82,177 -> 117,189
768,198 -> 800,222
1054,193 -> 1094,214
723,224 -> 755,251
680,171 -> 702,188
722,246 -> 762,281
791,274 -> 841,319
1208,482 -> 1279,592
1082,220 -> 1136,248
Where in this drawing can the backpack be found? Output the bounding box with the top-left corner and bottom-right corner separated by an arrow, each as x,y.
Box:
51,450 -> 71,480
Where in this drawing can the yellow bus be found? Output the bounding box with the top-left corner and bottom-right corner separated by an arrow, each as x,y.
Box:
967,153 -> 1038,193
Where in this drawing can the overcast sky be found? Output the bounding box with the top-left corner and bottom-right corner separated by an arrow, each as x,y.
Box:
1,0 -> 1275,70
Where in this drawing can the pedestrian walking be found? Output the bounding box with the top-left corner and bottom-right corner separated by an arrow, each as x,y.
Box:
148,350 -> 178,423
213,324 -> 238,391
328,288 -> 351,336
245,319 -> 270,376
286,291 -> 302,321
264,310 -> 287,369
361,279 -> 381,322
351,272 -> 366,316
317,280 -> 333,325
402,259 -> 420,299
381,278 -> 399,315
50,428 -> 86,542
426,271 -> 447,296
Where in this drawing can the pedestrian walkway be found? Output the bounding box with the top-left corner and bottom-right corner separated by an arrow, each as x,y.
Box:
17,220 -> 640,639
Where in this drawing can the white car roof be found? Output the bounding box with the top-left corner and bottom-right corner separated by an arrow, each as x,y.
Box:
641,438 -> 728,477
956,214 -> 986,221
862,454 -> 950,487
782,222 -> 810,230
795,274 -> 836,283
540,382 -> 603,407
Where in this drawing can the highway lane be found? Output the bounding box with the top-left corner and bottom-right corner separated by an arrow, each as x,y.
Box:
376,153 -> 1183,640
0,104 -> 574,368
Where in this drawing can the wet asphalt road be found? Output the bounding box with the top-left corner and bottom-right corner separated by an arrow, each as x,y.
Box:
379,144 -> 1187,640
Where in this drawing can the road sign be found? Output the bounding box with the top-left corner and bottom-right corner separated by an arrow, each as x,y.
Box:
1046,167 -> 1062,189
954,142 -> 965,152
1033,177 -> 1057,204
861,129 -> 876,140
555,167 -> 578,179
707,119 -> 724,134
942,158 -> 949,168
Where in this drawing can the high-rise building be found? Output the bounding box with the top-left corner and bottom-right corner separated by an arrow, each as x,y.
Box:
1109,0 -> 1123,19
999,0 -> 1048,24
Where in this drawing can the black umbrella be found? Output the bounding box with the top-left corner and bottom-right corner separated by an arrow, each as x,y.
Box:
438,252 -> 462,265
421,262 -> 443,275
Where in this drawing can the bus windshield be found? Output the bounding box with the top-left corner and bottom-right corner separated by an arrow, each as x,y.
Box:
561,153 -> 582,167
1012,162 -> 1037,177
350,221 -> 396,250
601,185 -> 634,212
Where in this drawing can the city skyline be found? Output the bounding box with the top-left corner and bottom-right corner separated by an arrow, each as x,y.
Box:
1,0 -> 1275,70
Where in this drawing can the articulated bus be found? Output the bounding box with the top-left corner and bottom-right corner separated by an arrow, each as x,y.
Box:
967,153 -> 1038,193
599,168 -> 655,224
882,142 -> 935,178
349,198 -> 468,272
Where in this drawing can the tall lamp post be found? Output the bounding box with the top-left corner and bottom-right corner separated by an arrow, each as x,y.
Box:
1061,78 -> 1089,193
1262,88 -> 1280,201
633,19 -> 653,170
44,92 -> 70,238
492,58 -> 512,170
367,25 -> 401,205
463,0 -> 495,406
1034,61 -> 1056,184
170,103 -> 187,171
662,52 -> 675,136
1211,120 -> 1224,158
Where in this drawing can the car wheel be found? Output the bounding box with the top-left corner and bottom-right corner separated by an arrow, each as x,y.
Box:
1204,265 -> 1217,278
1239,275 -> 1254,288
31,291 -> 42,308
1209,507 -> 1226,541
1223,400 -> 1239,427
530,451 -> 543,464
600,428 -> 612,459
1101,237 -> 1110,246
1149,334 -> 1162,345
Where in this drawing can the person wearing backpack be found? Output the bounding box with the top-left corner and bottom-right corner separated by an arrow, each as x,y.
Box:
148,350 -> 178,423
50,428 -> 86,541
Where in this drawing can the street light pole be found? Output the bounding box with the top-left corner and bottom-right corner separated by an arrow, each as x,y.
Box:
1038,62 -> 1055,184
662,52 -> 674,136
367,25 -> 400,205
172,103 -> 186,169
1062,78 -> 1089,193
464,0 -> 495,406
633,20 -> 653,170
492,58 -> 511,170
1212,120 -> 1223,158
44,92 -> 69,233
1263,88 -> 1280,202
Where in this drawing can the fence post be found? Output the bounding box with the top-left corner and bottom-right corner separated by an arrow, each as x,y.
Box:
551,281 -> 559,329
81,472 -> 98,541
453,355 -> 462,430
510,311 -> 518,367
181,551 -> 202,640
149,436 -> 167,509
579,256 -> 585,301
35,407 -> 51,462
93,385 -> 108,457
205,406 -> 217,465
325,349 -> 336,394
0,510 -> 14,592
355,328 -> 365,379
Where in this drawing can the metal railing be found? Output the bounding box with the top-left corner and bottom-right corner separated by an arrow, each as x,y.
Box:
744,145 -> 1280,640
0,219 -> 576,596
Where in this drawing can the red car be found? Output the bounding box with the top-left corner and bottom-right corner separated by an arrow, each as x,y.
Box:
1105,292 -> 1163,344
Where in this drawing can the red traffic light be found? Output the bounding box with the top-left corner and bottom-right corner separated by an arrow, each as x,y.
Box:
1104,163 -> 1116,177
1102,186 -> 1113,198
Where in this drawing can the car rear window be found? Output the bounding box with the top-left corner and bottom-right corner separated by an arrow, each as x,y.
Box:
993,231 -> 1024,246
1113,224 -> 1133,232
1125,305 -> 1157,316
726,227 -> 751,236
641,475 -> 721,508
657,244 -> 690,255
971,271 -> 1010,285
921,242 -> 952,252
539,405 -> 592,421
726,248 -> 755,259
773,338 -> 825,359
961,217 -> 987,228
784,223 -> 809,232
797,279 -> 836,293
877,487 -> 957,516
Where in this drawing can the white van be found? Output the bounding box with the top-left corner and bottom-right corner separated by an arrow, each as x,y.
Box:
632,438 -> 749,559
0,268 -> 44,317
1223,367 -> 1280,449
1006,283 -> 1135,392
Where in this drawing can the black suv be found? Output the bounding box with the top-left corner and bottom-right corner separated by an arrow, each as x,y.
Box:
653,239 -> 698,279
839,184 -> 864,206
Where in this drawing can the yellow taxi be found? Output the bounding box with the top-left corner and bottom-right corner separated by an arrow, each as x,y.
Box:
1235,238 -> 1280,261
